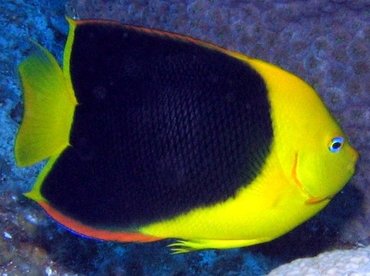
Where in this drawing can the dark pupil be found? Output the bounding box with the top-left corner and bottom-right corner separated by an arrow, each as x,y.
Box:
332,142 -> 342,149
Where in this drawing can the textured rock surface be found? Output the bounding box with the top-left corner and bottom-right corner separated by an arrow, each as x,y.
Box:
269,245 -> 370,276
1,0 -> 369,274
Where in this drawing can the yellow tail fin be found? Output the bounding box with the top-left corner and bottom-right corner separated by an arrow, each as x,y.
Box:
15,42 -> 77,167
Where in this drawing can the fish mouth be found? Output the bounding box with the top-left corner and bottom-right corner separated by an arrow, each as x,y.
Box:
291,153 -> 332,205
305,195 -> 332,204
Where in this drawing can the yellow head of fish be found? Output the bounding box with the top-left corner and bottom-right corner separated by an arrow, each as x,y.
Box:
249,58 -> 358,204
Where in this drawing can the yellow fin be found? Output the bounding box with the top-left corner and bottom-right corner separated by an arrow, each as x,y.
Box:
15,42 -> 77,167
168,238 -> 269,254
24,155 -> 59,202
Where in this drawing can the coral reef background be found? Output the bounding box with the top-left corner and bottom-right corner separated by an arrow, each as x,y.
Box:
0,0 -> 369,274
269,246 -> 370,275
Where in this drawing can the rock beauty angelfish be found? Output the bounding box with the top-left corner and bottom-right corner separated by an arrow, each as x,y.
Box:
15,18 -> 358,253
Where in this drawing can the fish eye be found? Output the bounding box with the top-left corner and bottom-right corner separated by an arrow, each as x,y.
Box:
329,137 -> 345,153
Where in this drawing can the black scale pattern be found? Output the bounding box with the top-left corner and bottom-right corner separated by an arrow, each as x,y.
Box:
41,22 -> 273,228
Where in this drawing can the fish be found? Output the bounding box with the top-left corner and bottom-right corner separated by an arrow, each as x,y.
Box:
15,18 -> 358,253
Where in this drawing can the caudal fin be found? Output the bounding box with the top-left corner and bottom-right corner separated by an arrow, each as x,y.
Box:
15,42 -> 77,167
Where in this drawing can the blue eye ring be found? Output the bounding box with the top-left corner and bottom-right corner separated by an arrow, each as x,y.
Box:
329,137 -> 345,153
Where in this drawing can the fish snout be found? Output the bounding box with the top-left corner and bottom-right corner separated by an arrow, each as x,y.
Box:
347,146 -> 359,173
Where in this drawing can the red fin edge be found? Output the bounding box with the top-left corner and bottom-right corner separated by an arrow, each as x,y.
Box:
38,201 -> 162,243
75,18 -> 227,54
